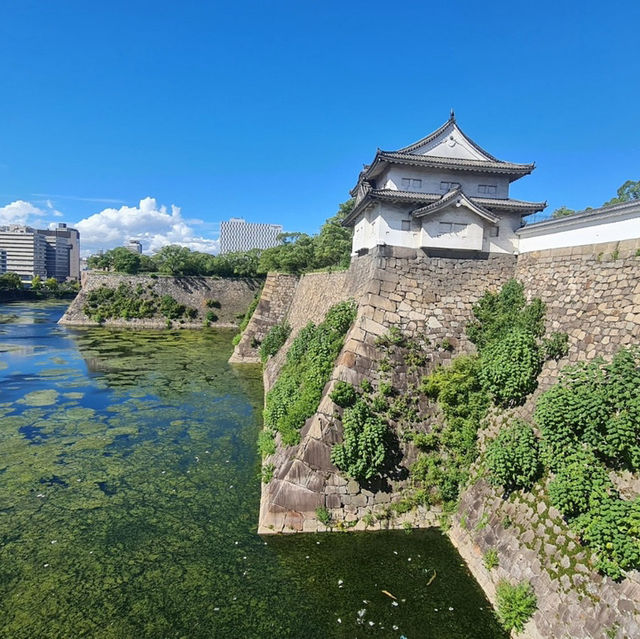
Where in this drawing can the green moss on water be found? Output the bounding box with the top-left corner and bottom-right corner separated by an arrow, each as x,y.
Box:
0,302 -> 506,638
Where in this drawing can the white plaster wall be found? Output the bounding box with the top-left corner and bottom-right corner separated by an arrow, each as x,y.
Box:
420,207 -> 484,251
379,166 -> 510,199
518,215 -> 640,253
483,212 -> 521,254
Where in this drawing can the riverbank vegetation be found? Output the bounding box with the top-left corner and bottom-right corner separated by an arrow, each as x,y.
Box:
83,283 -> 200,324
0,272 -> 79,302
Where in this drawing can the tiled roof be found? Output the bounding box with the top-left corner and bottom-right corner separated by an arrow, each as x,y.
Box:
378,152 -> 534,175
412,188 -> 500,224
342,188 -> 547,226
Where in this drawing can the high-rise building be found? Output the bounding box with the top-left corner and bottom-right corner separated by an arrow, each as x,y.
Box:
219,218 -> 283,254
0,249 -> 6,275
126,239 -> 143,254
0,226 -> 48,283
39,223 -> 81,280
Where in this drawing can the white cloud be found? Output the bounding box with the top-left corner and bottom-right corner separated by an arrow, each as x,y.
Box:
0,200 -> 47,225
74,197 -> 219,255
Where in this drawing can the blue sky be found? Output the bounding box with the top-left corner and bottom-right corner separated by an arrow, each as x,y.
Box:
0,0 -> 638,253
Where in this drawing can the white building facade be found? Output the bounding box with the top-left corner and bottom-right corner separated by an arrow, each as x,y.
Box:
220,218 -> 283,254
344,113 -> 546,255
0,226 -> 48,283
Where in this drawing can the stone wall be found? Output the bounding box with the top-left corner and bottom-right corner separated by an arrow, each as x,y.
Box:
259,247 -> 517,534
448,238 -> 640,639
60,273 -> 261,328
256,240 -> 640,638
229,273 -> 298,364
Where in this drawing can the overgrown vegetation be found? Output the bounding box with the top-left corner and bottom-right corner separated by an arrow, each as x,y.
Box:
495,580 -> 537,633
0,272 -> 79,301
331,399 -> 388,481
535,348 -> 640,578
485,420 -> 540,492
263,300 -> 357,446
259,322 -> 291,363
83,283 -> 196,323
329,381 -> 358,408
483,548 -> 499,570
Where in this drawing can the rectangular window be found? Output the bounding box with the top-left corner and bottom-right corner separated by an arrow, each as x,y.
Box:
440,181 -> 460,192
439,222 -> 467,236
478,184 -> 497,195
412,179 -> 422,188
401,220 -> 411,231
401,178 -> 411,188
489,226 -> 500,237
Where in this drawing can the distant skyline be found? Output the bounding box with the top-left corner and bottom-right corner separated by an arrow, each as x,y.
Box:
1,0 -> 639,254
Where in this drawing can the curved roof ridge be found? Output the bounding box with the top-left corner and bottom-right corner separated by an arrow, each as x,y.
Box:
412,188 -> 500,224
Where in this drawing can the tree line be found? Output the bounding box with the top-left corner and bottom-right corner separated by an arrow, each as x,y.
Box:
87,200 -> 354,277
552,178 -> 639,219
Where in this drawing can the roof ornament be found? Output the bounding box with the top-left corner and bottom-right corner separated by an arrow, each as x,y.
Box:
450,108 -> 456,121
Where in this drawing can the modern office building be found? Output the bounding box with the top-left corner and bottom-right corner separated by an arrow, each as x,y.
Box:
219,218 -> 283,253
0,226 -> 48,283
39,223 -> 81,280
0,249 -> 6,275
126,239 -> 143,254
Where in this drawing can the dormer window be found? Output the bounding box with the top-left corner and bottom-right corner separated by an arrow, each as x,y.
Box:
478,184 -> 497,195
401,178 -> 422,190
440,181 -> 460,192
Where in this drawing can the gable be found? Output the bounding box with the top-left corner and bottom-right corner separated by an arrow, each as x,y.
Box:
409,122 -> 493,161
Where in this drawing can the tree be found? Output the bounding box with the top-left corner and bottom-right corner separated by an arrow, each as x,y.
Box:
31,274 -> 42,291
603,179 -> 640,207
551,206 -> 575,219
44,277 -> 59,294
110,247 -> 141,274
313,199 -> 354,269
152,245 -> 196,275
0,272 -> 22,290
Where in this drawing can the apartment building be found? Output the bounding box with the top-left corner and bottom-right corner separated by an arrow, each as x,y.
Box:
219,218 -> 283,253
0,226 -> 48,283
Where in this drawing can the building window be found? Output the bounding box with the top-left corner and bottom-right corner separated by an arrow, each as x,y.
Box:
439,222 -> 468,236
478,184 -> 497,195
489,226 -> 500,237
401,220 -> 411,231
401,178 -> 422,190
440,181 -> 460,192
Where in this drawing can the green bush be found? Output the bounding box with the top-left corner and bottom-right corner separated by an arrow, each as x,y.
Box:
543,332 -> 569,360
483,548 -> 499,570
159,295 -> 186,320
480,330 -> 542,406
536,347 -> 640,578
467,279 -> 545,350
205,310 -> 218,323
83,283 -> 159,321
261,463 -> 275,483
257,430 -> 276,458
259,322 -> 291,362
329,381 -> 357,408
495,581 -> 537,633
485,420 -> 540,491
315,506 -> 331,525
263,300 -> 357,446
331,399 -> 388,481
206,299 -> 221,308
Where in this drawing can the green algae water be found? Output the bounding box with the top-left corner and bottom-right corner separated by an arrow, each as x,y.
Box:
0,301 -> 506,639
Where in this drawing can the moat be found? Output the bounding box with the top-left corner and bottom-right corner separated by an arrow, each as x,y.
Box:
0,301 -> 506,638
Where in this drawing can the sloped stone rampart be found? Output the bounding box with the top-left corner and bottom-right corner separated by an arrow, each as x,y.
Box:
257,240 -> 640,638
59,273 -> 261,328
229,273 -> 298,364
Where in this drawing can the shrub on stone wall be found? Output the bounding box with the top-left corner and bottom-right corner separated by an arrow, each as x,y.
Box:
495,580 -> 537,633
263,300 -> 357,446
329,381 -> 357,408
331,399 -> 388,481
259,322 -> 291,362
485,419 -> 540,492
